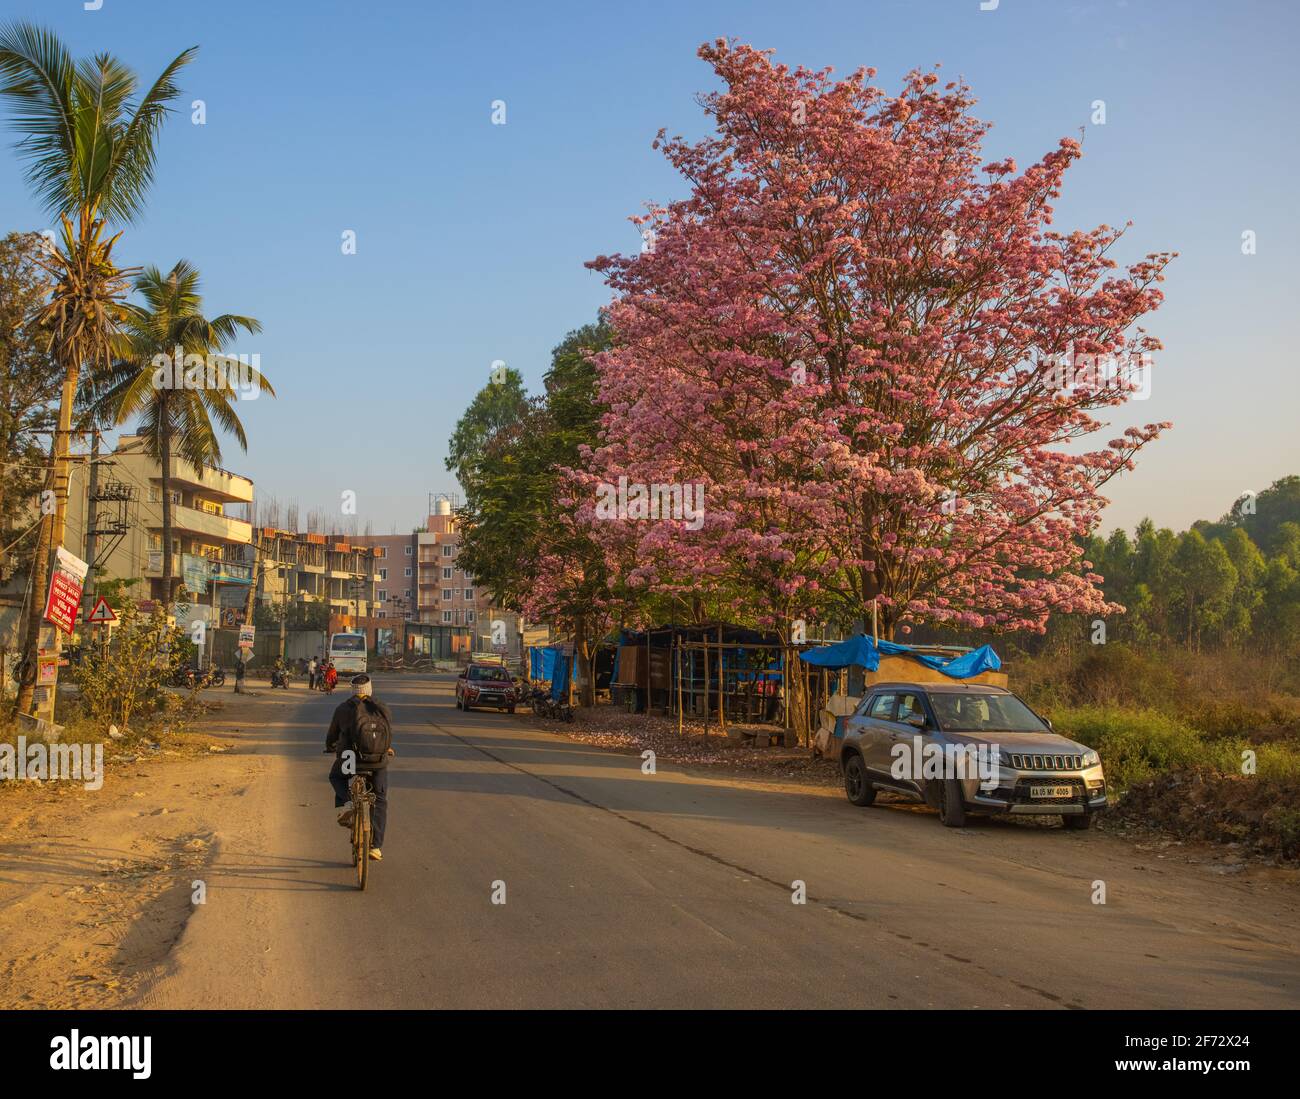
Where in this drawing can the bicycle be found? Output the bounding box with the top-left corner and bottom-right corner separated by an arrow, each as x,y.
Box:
347,771 -> 378,890
326,747 -> 393,890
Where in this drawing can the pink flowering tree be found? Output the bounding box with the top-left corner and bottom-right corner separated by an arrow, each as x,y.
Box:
586,40 -> 1174,640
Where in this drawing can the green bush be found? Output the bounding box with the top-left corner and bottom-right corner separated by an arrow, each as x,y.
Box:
1048,704 -> 1300,790
74,599 -> 189,734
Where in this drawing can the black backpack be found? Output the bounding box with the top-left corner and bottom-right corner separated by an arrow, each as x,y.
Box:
352,699 -> 391,766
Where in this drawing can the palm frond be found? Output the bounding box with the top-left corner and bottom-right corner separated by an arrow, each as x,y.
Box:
0,21 -> 77,216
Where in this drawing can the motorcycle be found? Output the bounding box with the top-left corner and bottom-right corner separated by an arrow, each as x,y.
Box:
270,667 -> 291,689
527,683 -> 573,721
170,665 -> 226,689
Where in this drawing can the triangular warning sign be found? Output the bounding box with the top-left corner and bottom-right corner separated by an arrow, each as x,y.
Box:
86,596 -> 117,624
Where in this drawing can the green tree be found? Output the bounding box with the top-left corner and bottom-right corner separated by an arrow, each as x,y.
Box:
92,260 -> 271,601
1216,527 -> 1265,644
455,319 -> 615,705
1172,530 -> 1237,651
0,231 -> 60,574
1227,476 -> 1300,555
445,366 -> 529,489
0,21 -> 196,713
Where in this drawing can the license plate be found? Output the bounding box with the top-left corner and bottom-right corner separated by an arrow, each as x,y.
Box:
1030,785 -> 1073,799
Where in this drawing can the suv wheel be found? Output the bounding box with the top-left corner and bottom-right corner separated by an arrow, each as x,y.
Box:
1064,812 -> 1092,830
936,778 -> 966,828
843,754 -> 876,807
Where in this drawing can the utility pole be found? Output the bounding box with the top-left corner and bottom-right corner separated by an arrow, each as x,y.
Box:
17,367 -> 80,721
82,426 -> 100,621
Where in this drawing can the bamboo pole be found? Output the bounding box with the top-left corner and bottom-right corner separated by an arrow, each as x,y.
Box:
676,637 -> 683,736
703,635 -> 710,738
717,625 -> 726,734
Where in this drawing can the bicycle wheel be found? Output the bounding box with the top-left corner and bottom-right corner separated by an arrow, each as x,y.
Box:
354,801 -> 370,890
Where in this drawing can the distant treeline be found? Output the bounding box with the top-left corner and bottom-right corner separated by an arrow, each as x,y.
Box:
1073,476 -> 1300,653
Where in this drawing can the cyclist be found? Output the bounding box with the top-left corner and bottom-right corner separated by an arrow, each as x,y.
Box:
325,674 -> 393,861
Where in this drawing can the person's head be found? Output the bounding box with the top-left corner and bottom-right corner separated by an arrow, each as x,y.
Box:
351,673 -> 372,698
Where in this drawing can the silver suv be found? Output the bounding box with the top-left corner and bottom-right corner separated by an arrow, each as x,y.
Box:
838,682 -> 1107,829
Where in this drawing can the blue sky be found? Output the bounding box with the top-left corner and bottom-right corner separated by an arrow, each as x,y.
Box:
2,0 -> 1296,536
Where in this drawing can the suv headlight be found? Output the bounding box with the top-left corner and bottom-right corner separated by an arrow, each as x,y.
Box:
1081,749 -> 1100,768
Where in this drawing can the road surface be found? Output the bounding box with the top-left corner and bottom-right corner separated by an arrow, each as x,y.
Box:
140,674 -> 1300,1009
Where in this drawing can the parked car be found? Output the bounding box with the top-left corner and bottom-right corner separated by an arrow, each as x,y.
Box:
456,662 -> 517,713
838,682 -> 1107,829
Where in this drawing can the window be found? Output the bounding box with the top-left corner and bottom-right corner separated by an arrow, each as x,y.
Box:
377,589 -> 387,603
466,610 -> 475,624
442,610 -> 452,623
867,693 -> 897,721
404,589 -> 411,598
404,545 -> 413,556
463,588 -> 474,600
378,568 -> 387,580
404,567 -> 412,577
442,567 -> 453,580
374,546 -> 386,558
442,544 -> 453,557
929,692 -> 1046,734
442,589 -> 454,600
896,693 -> 926,727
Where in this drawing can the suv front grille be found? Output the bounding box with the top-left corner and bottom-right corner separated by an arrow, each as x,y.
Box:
1007,753 -> 1086,771
1011,777 -> 1085,805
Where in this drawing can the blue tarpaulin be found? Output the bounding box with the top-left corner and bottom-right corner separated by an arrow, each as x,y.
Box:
799,635 -> 1000,680
529,646 -> 576,701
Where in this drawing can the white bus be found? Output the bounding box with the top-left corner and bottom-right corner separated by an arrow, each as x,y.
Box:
328,631 -> 368,675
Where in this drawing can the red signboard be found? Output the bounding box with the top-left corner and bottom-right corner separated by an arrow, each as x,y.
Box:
44,570 -> 84,634
42,546 -> 89,636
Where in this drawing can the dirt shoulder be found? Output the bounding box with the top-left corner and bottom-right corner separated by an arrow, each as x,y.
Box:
0,688 -> 270,1009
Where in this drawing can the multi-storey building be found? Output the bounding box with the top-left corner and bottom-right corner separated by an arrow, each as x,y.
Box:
63,433 -> 256,612
348,500 -> 517,663
250,528 -> 381,624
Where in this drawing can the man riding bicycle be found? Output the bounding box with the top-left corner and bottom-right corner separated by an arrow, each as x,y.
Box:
326,674 -> 393,861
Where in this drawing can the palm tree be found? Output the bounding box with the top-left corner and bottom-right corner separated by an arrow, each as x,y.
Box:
94,261 -> 273,602
0,21 -> 196,714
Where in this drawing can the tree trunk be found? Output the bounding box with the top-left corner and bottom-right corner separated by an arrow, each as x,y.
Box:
159,393 -> 176,605
574,614 -> 596,708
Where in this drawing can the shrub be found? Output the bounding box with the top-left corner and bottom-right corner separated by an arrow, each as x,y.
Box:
74,599 -> 188,733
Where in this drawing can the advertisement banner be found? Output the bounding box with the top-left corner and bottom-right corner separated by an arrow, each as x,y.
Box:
181,553 -> 212,596
42,546 -> 89,635
238,624 -> 256,650
210,560 -> 254,585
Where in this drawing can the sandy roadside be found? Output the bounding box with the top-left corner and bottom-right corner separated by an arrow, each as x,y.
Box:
0,687 -> 277,1009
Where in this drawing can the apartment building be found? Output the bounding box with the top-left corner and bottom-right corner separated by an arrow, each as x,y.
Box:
62,434 -> 256,614
347,501 -> 511,661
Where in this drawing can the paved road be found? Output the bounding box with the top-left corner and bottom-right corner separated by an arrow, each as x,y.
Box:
142,674 -> 1300,1009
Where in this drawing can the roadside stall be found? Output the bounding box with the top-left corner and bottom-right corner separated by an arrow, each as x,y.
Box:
799,637 -> 1006,758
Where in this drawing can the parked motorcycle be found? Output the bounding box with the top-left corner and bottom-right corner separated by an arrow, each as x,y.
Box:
171,665 -> 226,689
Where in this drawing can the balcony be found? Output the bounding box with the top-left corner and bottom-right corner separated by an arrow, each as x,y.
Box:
163,458 -> 253,503
153,504 -> 252,546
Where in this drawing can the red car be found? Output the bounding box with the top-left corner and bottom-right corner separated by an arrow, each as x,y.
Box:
456,662 -> 517,712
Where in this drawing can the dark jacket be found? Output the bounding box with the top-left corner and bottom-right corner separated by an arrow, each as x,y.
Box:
326,695 -> 393,770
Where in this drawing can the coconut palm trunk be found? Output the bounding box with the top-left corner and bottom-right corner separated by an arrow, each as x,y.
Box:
158,389 -> 176,603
